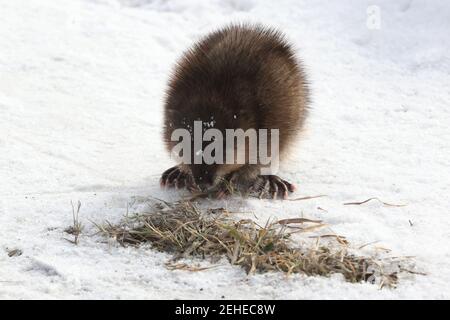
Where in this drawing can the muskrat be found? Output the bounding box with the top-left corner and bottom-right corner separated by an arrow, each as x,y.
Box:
160,24 -> 309,199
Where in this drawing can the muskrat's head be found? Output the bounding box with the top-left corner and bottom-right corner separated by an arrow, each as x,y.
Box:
164,100 -> 245,191
188,141 -> 236,191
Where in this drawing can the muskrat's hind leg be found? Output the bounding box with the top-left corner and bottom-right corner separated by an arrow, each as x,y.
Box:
160,165 -> 196,191
251,175 -> 296,200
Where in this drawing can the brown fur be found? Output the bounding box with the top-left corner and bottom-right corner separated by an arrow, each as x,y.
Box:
162,24 -> 309,191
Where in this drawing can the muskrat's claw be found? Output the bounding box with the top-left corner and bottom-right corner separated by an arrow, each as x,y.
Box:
216,189 -> 228,199
160,166 -> 197,191
252,175 -> 296,200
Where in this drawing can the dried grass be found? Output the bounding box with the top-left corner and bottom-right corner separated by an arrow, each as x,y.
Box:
95,200 -> 414,287
343,197 -> 407,207
64,200 -> 83,245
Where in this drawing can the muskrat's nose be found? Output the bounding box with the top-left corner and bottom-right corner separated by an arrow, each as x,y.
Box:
194,174 -> 214,192
191,164 -> 216,191
195,179 -> 211,192
197,183 -> 209,192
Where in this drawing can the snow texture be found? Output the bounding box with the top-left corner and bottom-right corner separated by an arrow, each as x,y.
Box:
1,0 -> 450,299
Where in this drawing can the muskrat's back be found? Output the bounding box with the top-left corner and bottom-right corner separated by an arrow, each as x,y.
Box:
161,24 -> 309,198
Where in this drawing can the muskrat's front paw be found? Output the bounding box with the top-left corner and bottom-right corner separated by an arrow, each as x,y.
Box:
252,175 -> 296,200
160,166 -> 197,191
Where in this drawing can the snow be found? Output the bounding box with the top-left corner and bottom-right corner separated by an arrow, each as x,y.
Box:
1,0 -> 450,299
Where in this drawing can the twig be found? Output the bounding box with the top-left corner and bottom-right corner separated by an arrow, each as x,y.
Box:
288,195 -> 328,201
278,218 -> 323,225
343,197 -> 407,207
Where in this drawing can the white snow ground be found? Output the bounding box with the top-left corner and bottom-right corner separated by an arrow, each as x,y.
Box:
1,0 -> 450,299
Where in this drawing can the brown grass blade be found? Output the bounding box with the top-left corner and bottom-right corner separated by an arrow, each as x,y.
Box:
343,197 -> 407,207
